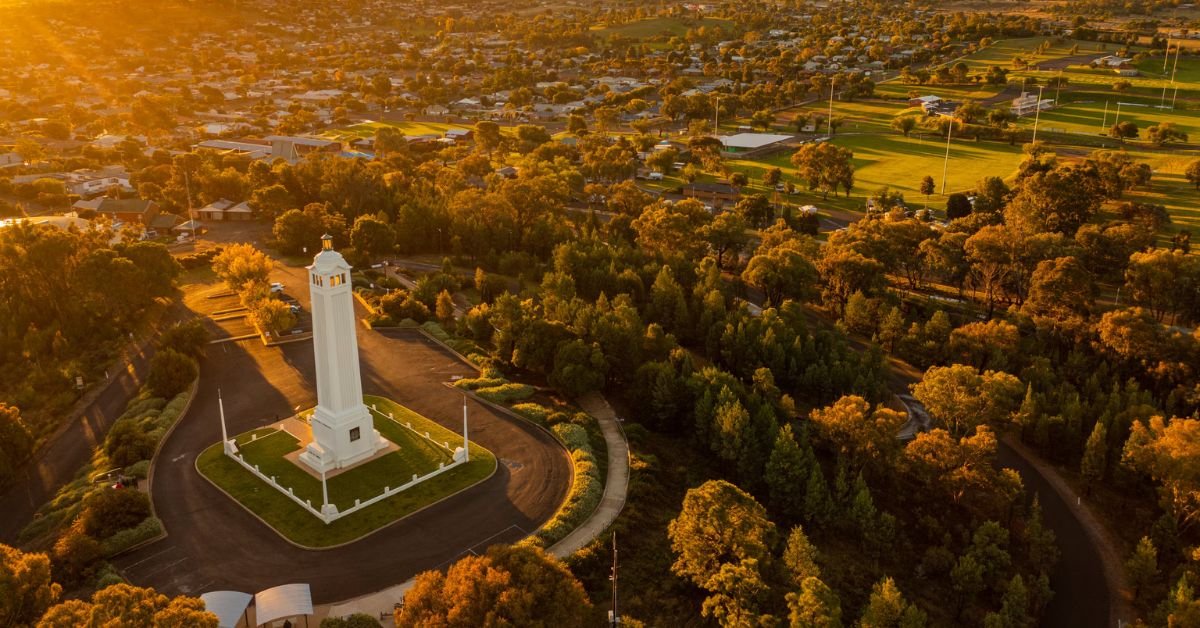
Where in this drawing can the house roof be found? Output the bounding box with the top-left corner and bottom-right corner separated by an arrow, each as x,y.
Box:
97,198 -> 155,214
716,133 -> 794,149
150,214 -> 181,229
264,135 -> 336,147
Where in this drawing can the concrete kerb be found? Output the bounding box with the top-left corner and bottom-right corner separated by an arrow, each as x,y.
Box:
108,375 -> 202,559
547,392 -> 630,560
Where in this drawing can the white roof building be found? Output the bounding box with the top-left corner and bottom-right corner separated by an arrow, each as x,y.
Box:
716,133 -> 794,151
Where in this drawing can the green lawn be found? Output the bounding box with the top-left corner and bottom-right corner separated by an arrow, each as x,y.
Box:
1018,90 -> 1200,138
197,396 -> 497,548
875,81 -> 1004,103
716,133 -> 1026,214
788,98 -> 913,134
591,16 -> 730,42
322,120 -> 469,142
951,37 -> 1119,72
1117,150 -> 1200,242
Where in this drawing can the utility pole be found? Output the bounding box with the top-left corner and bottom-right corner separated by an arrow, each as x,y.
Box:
1032,85 -> 1045,143
609,533 -> 619,627
940,119 -> 953,195
713,94 -> 720,133
183,168 -> 197,245
827,76 -> 836,137
1100,100 -> 1109,132
1170,43 -> 1182,109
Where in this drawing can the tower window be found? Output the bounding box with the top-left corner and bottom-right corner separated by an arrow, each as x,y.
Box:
349,427 -> 361,442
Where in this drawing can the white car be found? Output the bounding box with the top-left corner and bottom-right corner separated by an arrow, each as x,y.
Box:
270,282 -> 285,293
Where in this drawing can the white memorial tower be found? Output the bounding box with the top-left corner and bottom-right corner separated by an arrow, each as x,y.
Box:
298,234 -> 384,473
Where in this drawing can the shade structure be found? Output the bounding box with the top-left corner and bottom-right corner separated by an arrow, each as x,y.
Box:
254,583 -> 313,626
199,591 -> 252,628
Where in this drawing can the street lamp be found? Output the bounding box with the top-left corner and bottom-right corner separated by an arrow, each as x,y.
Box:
827,76 -> 836,137
940,118 -> 954,195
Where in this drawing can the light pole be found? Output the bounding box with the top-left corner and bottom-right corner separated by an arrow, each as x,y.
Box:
940,118 -> 954,195
826,76 -> 836,137
1100,100 -> 1109,133
1031,85 -> 1045,143
713,94 -> 720,133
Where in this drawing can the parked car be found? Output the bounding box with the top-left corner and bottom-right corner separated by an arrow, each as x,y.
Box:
270,282 -> 285,293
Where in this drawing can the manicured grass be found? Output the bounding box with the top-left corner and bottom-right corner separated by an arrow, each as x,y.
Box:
952,37 -> 1115,71
1115,150 -> 1200,243
1016,89 -> 1200,139
197,396 -> 496,548
322,120 -> 469,141
875,82 -> 1004,103
714,133 -> 1026,214
592,16 -> 730,41
789,98 -> 913,134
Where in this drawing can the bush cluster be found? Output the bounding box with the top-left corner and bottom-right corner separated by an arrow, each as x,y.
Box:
475,384 -> 535,404
534,446 -> 603,547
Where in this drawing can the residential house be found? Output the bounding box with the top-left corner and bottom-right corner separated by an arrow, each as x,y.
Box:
96,198 -> 159,225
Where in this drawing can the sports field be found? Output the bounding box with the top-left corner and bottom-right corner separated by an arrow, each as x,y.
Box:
592,16 -> 731,42
322,120 -> 469,141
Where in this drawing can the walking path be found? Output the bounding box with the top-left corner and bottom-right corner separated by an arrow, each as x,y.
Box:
314,391 -> 630,625
548,392 -> 630,559
0,336 -> 157,542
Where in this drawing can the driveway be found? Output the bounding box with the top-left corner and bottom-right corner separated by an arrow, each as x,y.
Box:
115,270 -> 571,603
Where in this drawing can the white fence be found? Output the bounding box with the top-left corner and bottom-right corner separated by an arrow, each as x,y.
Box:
223,404 -> 466,524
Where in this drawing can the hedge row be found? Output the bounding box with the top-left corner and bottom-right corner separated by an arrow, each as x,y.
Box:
475,383 -> 535,404
453,377 -> 508,391
100,516 -> 163,556
533,445 -> 603,547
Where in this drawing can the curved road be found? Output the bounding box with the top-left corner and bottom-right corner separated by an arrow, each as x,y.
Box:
0,338 -> 156,544
116,282 -> 571,602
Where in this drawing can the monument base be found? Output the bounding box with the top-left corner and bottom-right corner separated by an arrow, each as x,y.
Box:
298,429 -> 386,473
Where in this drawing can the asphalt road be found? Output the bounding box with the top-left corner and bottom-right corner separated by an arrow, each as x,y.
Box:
996,444 -> 1108,627
0,339 -> 155,544
115,269 -> 571,602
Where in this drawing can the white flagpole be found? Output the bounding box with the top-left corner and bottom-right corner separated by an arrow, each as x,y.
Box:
218,389 -> 230,451
321,468 -> 330,510
462,395 -> 470,458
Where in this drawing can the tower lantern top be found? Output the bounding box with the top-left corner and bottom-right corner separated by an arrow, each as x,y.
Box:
321,234 -> 333,251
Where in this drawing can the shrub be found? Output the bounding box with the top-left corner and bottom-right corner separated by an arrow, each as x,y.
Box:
145,349 -> 197,399
553,423 -> 591,453
378,289 -> 430,322
79,489 -> 151,540
123,460 -> 151,479
535,449 -> 603,546
104,420 -> 156,468
320,613 -> 383,628
453,377 -> 508,391
101,517 -> 163,556
511,403 -> 551,425
157,392 -> 190,428
52,519 -> 103,584
119,397 -> 166,422
158,320 -> 210,359
93,562 -> 126,590
475,384 -> 535,404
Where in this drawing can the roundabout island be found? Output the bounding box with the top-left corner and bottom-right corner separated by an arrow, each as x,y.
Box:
115,239 -> 571,602
197,394 -> 496,548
